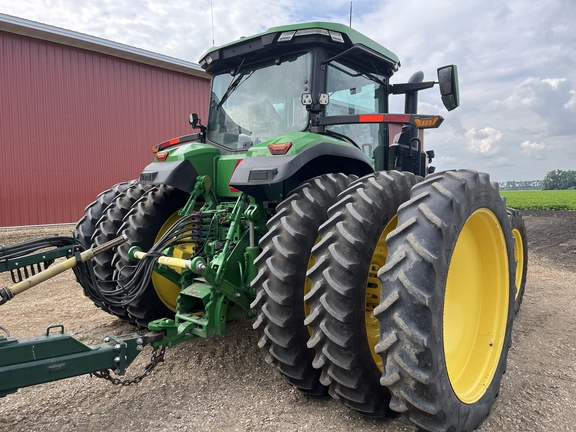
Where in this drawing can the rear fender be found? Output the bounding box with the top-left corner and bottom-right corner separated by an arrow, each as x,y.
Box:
139,160 -> 198,193
139,142 -> 220,193
230,135 -> 373,201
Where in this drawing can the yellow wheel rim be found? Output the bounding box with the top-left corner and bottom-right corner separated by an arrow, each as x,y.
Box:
511,228 -> 525,299
366,216 -> 398,373
151,211 -> 197,312
443,209 -> 509,404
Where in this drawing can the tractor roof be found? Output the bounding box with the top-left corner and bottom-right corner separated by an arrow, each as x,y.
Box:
199,22 -> 400,77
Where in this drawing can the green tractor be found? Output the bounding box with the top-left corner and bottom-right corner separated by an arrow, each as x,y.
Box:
3,22 -> 528,432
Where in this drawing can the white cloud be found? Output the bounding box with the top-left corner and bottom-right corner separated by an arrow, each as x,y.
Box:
465,127 -> 503,156
486,76 -> 576,139
565,90 -> 576,110
520,140 -> 547,159
1,0 -> 575,181
495,77 -> 572,111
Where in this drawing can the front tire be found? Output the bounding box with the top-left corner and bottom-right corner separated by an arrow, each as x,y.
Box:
375,170 -> 515,431
251,173 -> 355,395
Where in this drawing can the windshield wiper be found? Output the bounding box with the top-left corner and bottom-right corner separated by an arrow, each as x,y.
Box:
216,69 -> 254,111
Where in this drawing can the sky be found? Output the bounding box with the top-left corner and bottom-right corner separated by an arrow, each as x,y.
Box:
1,0 -> 575,181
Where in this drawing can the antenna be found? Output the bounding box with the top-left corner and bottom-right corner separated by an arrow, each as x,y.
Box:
349,1 -> 353,27
211,0 -> 215,45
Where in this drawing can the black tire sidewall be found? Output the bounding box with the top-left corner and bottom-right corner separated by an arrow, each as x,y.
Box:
508,208 -> 528,314
115,185 -> 190,324
425,173 -> 515,429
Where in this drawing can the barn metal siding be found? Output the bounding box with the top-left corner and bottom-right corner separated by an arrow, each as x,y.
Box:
0,30 -> 210,227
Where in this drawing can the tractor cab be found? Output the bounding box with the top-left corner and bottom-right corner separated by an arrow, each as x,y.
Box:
196,22 -> 459,176
198,23 -> 399,159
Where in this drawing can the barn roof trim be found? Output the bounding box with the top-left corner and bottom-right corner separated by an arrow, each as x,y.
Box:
0,13 -> 209,79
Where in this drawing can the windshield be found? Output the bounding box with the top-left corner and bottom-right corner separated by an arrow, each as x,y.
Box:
326,61 -> 385,160
207,52 -> 312,150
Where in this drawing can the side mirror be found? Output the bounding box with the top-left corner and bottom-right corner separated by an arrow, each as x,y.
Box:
189,113 -> 201,129
437,65 -> 460,111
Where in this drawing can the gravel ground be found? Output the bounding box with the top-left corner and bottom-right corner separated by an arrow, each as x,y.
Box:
0,211 -> 575,432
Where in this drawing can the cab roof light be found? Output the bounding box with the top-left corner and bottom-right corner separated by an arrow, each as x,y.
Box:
278,31 -> 296,42
200,55 -> 213,67
278,28 -> 343,43
329,31 -> 344,43
295,28 -> 329,37
268,142 -> 292,155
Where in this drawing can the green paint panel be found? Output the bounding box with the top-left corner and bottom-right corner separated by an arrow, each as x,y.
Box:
216,154 -> 244,197
161,142 -> 220,178
246,131 -> 355,158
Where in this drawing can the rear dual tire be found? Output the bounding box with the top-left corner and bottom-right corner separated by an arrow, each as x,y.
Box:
113,184 -> 190,327
74,181 -> 133,302
304,170 -> 420,416
75,182 -> 189,327
89,182 -> 152,319
508,208 -> 528,315
251,173 -> 355,395
375,170 -> 515,431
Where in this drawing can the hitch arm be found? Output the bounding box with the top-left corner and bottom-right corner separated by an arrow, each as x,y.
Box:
0,326 -> 164,397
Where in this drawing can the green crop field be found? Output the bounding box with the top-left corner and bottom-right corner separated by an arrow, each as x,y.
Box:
500,190 -> 576,210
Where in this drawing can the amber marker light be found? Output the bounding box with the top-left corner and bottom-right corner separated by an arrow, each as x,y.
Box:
268,142 -> 292,155
413,116 -> 443,128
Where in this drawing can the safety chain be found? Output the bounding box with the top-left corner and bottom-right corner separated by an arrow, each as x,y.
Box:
91,345 -> 166,386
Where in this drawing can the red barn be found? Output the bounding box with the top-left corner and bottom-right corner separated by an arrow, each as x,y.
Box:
0,13 -> 210,227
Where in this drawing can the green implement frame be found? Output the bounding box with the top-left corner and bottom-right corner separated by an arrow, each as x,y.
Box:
0,235 -> 77,282
0,325 -> 160,397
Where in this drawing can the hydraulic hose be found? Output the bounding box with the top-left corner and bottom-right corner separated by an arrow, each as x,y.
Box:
0,235 -> 127,306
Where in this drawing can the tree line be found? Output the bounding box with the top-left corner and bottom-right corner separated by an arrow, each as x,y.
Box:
542,170 -> 576,190
499,170 -> 576,190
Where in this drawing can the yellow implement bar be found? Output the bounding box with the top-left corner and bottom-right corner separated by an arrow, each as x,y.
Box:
131,250 -> 194,271
0,235 -> 126,305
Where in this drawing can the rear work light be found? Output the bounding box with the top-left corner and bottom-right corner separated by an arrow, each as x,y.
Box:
268,142 -> 292,155
278,28 -> 344,43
